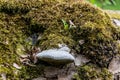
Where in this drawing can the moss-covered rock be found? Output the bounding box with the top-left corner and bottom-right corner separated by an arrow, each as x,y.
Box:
0,0 -> 120,79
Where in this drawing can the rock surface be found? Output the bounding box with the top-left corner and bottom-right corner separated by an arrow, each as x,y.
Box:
109,55 -> 120,74
108,55 -> 120,80
33,63 -> 76,80
74,54 -> 90,66
113,19 -> 120,26
114,72 -> 120,80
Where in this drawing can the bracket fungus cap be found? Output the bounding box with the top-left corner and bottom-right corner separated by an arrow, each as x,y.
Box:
36,49 -> 75,65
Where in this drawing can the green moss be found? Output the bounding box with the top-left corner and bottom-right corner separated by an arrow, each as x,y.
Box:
74,64 -> 113,80
73,21 -> 119,67
0,14 -> 24,79
0,0 -> 42,14
18,65 -> 44,79
0,0 -> 120,79
38,33 -> 75,50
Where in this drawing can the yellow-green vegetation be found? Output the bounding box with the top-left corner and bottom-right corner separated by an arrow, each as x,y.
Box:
0,0 -> 44,79
105,10 -> 120,20
38,33 -> 75,50
74,64 -> 113,80
0,0 -> 120,79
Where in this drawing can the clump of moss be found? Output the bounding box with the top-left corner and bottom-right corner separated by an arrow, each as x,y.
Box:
0,0 -> 43,79
38,33 -> 75,50
73,21 -> 119,67
0,13 -> 25,79
0,0 -> 42,14
74,64 -> 113,80
0,0 -> 120,79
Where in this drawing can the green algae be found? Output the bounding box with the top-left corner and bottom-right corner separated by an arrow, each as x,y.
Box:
0,0 -> 120,79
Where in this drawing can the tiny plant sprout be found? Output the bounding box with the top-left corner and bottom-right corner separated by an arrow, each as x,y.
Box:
62,19 -> 69,30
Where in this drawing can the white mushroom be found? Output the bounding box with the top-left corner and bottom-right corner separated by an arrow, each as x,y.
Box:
36,49 -> 75,65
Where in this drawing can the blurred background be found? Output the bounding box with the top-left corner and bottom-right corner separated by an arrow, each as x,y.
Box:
87,0 -> 120,10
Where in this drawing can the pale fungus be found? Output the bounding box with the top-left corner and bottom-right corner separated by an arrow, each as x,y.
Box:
36,49 -> 75,65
